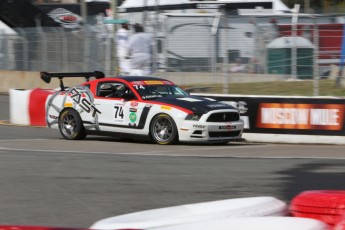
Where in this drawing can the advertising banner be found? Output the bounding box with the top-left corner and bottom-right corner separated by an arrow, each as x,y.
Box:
203,95 -> 345,136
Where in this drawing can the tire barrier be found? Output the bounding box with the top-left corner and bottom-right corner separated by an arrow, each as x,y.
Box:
90,197 -> 287,230
9,88 -> 54,127
334,213 -> 345,230
290,190 -> 345,227
28,88 -> 54,126
9,89 -> 32,125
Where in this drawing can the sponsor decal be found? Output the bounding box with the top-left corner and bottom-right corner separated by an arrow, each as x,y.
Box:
131,81 -> 145,85
131,81 -> 173,87
129,123 -> 137,127
177,98 -> 202,102
49,115 -> 58,119
193,125 -> 206,128
219,125 -> 236,130
257,103 -> 345,130
47,8 -> 82,29
114,102 -> 124,107
144,80 -> 164,85
162,81 -> 174,85
130,108 -> 137,112
131,101 -> 139,107
70,88 -> 101,117
160,105 -> 171,110
207,104 -> 228,108
129,112 -> 137,122
64,102 -> 73,107
142,95 -> 163,99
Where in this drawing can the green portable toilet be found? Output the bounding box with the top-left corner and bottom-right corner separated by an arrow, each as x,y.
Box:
267,36 -> 314,79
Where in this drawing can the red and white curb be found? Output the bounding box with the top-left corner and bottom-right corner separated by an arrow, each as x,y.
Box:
9,88 -> 54,126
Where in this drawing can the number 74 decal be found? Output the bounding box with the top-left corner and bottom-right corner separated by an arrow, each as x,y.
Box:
114,106 -> 124,119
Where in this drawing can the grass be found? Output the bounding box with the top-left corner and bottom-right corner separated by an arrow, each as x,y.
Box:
183,79 -> 345,97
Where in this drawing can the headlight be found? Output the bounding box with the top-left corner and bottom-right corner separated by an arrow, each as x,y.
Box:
185,113 -> 202,121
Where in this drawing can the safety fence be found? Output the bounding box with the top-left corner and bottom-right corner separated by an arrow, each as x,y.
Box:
1,14 -> 345,96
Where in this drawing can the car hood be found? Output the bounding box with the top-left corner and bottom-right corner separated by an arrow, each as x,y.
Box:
149,95 -> 238,114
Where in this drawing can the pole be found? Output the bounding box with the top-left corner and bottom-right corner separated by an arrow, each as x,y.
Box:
313,16 -> 319,96
304,0 -> 310,13
222,14 -> 229,94
291,4 -> 300,80
80,0 -> 87,25
112,0 -> 118,76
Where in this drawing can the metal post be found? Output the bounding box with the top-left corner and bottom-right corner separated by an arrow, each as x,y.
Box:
211,14 -> 221,79
291,4 -> 300,80
143,0 -> 148,27
313,16 -> 319,96
80,0 -> 87,25
163,16 -> 169,74
152,0 -> 159,73
304,0 -> 310,13
112,0 -> 118,76
222,14 -> 229,94
60,28 -> 68,71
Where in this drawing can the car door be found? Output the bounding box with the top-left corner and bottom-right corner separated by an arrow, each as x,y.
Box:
94,81 -> 143,133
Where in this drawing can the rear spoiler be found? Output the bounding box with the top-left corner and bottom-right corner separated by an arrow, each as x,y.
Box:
40,71 -> 105,91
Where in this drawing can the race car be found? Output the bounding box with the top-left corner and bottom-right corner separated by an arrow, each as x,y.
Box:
41,71 -> 244,145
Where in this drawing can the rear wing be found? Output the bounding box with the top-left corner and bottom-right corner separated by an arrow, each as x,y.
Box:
40,71 -> 105,91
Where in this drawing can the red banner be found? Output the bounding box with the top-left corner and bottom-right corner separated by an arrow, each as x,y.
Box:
256,103 -> 345,130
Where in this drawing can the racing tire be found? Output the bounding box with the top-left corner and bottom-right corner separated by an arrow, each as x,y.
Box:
290,190 -> 345,209
58,108 -> 87,140
150,113 -> 178,145
289,190 -> 345,226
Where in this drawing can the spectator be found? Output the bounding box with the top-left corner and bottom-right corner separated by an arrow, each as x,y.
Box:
116,22 -> 131,74
126,23 -> 153,75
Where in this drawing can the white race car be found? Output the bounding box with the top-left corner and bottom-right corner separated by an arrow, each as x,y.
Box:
41,71 -> 244,145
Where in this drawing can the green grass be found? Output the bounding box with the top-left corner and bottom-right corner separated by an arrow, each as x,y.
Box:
183,79 -> 345,97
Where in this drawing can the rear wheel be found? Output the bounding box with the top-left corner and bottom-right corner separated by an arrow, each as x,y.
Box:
58,109 -> 87,140
150,114 -> 178,145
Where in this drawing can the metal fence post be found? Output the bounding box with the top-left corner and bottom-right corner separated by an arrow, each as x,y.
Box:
18,28 -> 29,71
291,4 -> 300,80
211,14 -> 221,80
313,16 -> 319,96
222,14 -> 229,94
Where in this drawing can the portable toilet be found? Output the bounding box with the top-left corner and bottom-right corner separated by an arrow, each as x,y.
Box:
267,36 -> 314,79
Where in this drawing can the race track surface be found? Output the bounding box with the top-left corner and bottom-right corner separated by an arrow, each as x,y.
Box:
1,94 -> 345,228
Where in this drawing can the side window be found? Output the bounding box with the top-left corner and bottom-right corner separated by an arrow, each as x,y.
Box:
98,82 -> 116,97
97,82 -> 136,100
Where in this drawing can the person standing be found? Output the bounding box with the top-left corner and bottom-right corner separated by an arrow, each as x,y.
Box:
126,23 -> 153,75
116,22 -> 131,74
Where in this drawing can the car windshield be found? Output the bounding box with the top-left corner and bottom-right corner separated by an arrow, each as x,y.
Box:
133,84 -> 189,100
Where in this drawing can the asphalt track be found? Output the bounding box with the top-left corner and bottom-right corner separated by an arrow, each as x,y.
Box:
1,94 -> 345,228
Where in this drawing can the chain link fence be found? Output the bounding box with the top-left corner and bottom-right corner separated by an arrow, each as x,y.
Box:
1,14 -> 345,96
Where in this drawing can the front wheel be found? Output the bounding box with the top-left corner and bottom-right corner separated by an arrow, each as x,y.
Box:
150,114 -> 178,145
58,109 -> 87,140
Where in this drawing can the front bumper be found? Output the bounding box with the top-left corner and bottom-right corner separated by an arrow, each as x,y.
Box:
178,119 -> 245,143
